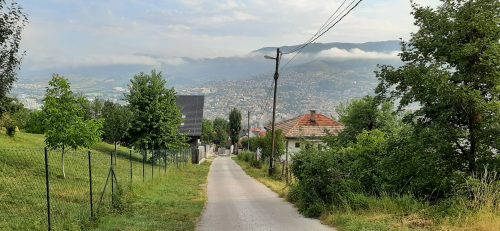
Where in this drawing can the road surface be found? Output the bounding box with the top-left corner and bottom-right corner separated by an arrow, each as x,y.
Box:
197,156 -> 333,231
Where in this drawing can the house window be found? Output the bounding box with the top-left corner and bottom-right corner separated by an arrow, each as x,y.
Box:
295,142 -> 300,148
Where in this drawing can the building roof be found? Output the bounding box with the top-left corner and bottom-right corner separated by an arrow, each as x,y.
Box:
176,95 -> 204,137
266,111 -> 344,138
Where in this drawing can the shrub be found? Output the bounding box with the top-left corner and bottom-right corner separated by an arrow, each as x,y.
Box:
1,113 -> 16,137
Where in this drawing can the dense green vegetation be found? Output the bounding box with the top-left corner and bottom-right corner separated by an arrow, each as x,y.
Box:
287,1 -> 500,230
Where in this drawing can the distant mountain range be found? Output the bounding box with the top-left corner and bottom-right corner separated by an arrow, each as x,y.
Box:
254,40 -> 400,54
17,40 -> 401,87
14,40 -> 403,118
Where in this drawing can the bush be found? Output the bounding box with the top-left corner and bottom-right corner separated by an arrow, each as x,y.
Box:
238,151 -> 262,169
1,113 -> 16,137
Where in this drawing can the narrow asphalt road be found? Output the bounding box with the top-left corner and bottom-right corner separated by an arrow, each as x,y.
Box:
197,156 -> 333,231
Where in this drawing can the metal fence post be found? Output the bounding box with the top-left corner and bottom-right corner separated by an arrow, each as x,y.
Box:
142,150 -> 145,182
110,152 -> 114,204
44,147 -> 52,231
151,150 -> 154,179
88,151 -> 94,218
129,150 -> 132,188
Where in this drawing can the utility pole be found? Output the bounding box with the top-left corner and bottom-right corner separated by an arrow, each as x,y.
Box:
247,110 -> 250,151
265,48 -> 281,176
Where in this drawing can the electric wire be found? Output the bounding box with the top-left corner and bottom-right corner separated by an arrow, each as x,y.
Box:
283,0 -> 350,55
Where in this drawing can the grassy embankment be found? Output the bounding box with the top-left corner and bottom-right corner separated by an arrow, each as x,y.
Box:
234,155 -> 500,231
0,130 -> 210,230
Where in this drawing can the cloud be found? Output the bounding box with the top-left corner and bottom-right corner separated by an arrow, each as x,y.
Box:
317,48 -> 400,60
18,0 -> 440,72
26,54 -> 185,69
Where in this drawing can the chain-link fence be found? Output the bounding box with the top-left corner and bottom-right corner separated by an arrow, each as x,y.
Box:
0,147 -> 192,230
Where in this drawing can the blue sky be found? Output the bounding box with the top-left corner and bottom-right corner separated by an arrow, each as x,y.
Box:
18,0 -> 439,70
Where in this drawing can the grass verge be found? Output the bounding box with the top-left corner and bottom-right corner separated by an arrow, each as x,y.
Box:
91,161 -> 211,231
233,157 -> 289,199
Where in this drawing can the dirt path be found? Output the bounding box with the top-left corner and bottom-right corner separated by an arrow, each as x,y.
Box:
198,156 -> 333,231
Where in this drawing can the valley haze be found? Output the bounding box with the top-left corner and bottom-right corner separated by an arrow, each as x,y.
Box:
13,40 -> 402,125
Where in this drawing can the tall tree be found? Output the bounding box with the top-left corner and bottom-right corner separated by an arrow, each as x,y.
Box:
0,0 -> 27,100
229,108 -> 242,153
126,70 -> 185,150
201,119 -> 214,144
102,101 -> 132,152
43,75 -> 103,178
213,117 -> 229,146
375,0 -> 500,174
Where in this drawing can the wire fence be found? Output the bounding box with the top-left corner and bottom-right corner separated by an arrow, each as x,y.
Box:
0,147 -> 192,230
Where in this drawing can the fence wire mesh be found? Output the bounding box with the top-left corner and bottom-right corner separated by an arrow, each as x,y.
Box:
0,147 -> 192,231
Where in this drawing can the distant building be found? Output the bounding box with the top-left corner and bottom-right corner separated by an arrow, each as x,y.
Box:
266,110 -> 343,155
176,95 -> 204,146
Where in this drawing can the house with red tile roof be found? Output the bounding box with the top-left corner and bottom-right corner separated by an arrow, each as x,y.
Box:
266,110 -> 344,155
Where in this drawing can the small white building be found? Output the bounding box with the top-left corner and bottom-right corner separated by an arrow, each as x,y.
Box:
266,110 -> 344,158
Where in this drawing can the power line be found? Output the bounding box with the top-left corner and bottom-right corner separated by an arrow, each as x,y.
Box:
283,0 -> 350,55
282,0 -> 363,56
279,0 -> 363,72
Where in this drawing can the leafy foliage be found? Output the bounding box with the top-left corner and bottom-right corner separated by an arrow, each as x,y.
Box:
24,110 -> 45,134
375,0 -> 500,174
0,96 -> 22,117
259,129 -> 285,162
42,75 -> 103,178
290,0 -> 500,218
102,100 -> 132,151
43,75 -> 103,150
126,70 -> 185,150
0,112 -> 15,136
213,117 -> 229,146
0,0 -> 27,99
229,108 -> 241,149
201,119 -> 214,144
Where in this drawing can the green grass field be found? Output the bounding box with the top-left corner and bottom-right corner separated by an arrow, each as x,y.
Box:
0,130 -> 208,230
92,161 -> 210,231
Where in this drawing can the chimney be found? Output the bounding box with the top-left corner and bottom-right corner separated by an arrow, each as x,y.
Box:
310,110 -> 317,123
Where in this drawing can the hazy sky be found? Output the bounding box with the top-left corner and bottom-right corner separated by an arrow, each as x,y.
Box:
18,0 -> 439,70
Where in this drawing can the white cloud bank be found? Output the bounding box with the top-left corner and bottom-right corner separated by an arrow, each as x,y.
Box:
317,48 -> 400,60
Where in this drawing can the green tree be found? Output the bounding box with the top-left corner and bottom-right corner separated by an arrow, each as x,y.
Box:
376,0 -> 500,174
25,110 -> 45,134
229,108 -> 242,153
329,96 -> 396,146
213,117 -> 229,146
43,75 -> 103,178
201,119 -> 214,144
0,96 -> 23,117
126,70 -> 185,150
259,129 -> 285,163
0,0 -> 27,100
102,101 -> 132,152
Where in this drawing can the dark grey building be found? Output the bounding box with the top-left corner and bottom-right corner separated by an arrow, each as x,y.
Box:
176,95 -> 204,144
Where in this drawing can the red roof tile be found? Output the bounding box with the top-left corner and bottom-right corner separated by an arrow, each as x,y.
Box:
266,112 -> 344,138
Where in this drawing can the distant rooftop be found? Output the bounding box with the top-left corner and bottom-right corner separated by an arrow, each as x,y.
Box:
266,110 -> 343,138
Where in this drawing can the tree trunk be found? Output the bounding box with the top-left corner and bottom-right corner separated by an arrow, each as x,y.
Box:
61,145 -> 66,179
114,141 -> 117,154
467,111 -> 480,175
